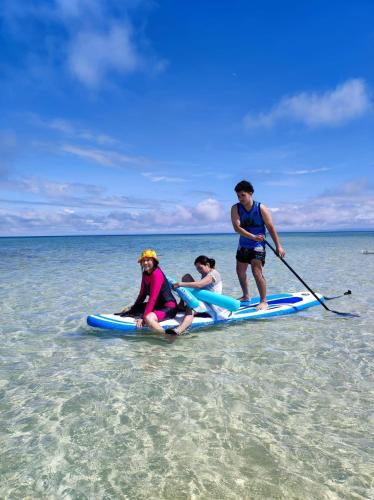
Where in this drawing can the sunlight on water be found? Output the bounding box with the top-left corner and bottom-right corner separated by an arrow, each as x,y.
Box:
0,233 -> 373,498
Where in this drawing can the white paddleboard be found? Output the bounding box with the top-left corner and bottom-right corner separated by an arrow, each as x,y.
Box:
87,291 -> 325,334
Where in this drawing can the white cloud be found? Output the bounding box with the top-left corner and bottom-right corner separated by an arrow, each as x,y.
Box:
0,175 -> 156,211
0,191 -> 230,235
48,118 -> 74,134
269,179 -> 374,230
62,144 -> 147,168
0,130 -> 18,172
55,0 -> 103,19
283,167 -> 331,175
31,115 -> 119,145
195,198 -> 225,222
1,176 -> 100,199
244,79 -> 372,128
68,24 -> 140,87
142,172 -> 186,183
152,205 -> 193,226
1,178 -> 373,235
1,0 -> 166,89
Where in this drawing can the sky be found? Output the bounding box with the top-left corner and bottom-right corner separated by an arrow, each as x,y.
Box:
0,0 -> 374,236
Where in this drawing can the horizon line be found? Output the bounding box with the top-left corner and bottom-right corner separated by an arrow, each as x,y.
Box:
1,229 -> 374,239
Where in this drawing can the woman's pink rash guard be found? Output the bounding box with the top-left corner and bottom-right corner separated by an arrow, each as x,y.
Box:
133,267 -> 176,320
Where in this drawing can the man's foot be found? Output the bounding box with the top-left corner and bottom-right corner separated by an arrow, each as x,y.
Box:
238,296 -> 250,302
256,301 -> 268,311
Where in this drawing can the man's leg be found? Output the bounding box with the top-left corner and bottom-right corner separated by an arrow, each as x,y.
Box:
236,260 -> 250,301
251,260 -> 267,310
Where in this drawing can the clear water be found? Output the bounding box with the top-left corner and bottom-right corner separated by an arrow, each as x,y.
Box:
0,232 -> 373,499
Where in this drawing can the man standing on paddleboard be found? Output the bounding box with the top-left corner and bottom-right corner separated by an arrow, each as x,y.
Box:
231,180 -> 285,310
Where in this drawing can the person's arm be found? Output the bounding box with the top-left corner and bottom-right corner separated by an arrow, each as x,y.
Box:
116,276 -> 146,315
143,269 -> 164,317
173,274 -> 213,289
132,278 -> 147,307
231,204 -> 265,242
260,204 -> 285,257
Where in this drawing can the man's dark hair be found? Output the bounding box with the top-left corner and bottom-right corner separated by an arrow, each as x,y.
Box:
234,180 -> 254,194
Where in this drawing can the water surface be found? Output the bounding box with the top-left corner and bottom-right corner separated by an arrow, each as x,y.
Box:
0,232 -> 373,499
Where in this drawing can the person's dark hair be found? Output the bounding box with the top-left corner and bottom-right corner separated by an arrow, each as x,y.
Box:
234,180 -> 254,194
194,255 -> 216,268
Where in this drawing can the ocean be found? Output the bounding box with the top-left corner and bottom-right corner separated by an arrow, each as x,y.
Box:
0,232 -> 373,499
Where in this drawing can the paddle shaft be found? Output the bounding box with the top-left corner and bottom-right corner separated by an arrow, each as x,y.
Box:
264,239 -> 337,313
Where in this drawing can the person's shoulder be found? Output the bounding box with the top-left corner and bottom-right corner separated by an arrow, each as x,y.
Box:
210,269 -> 221,280
258,203 -> 272,220
150,267 -> 163,278
258,201 -> 268,211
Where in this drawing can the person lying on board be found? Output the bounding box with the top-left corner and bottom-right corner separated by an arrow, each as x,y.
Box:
166,255 -> 228,335
115,249 -> 177,334
231,179 -> 285,310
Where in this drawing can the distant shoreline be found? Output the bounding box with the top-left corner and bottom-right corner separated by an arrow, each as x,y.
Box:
1,229 -> 374,239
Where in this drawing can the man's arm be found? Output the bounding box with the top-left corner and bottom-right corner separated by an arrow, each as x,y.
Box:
260,204 -> 285,257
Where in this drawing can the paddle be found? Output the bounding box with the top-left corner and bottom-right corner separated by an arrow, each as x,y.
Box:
264,240 -> 359,318
324,290 -> 352,301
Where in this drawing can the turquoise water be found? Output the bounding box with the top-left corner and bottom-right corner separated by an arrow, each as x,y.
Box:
0,232 -> 373,499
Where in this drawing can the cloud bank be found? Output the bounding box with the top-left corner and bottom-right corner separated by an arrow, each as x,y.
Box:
1,175 -> 373,236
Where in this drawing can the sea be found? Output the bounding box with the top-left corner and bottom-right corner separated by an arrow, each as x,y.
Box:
0,232 -> 373,499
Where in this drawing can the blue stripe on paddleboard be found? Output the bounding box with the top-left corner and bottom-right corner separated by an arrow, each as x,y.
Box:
87,315 -> 136,331
239,293 -> 294,307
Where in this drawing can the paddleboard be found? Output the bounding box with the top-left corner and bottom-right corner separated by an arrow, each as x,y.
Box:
87,291 -> 325,334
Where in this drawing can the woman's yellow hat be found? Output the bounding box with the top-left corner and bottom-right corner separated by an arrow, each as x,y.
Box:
137,249 -> 159,263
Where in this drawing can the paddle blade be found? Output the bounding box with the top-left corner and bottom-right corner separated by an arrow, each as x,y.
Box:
331,310 -> 360,318
325,289 -> 352,301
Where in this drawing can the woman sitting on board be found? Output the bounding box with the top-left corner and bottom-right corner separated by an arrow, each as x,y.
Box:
167,255 -> 226,335
115,249 -> 177,334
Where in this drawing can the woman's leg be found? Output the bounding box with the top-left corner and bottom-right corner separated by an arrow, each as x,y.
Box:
144,312 -> 165,333
173,274 -> 195,333
173,307 -> 194,335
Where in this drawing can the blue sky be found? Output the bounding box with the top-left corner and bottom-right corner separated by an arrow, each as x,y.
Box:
1,0 -> 373,236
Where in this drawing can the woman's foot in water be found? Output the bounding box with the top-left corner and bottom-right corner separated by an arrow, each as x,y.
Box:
165,327 -> 190,336
165,328 -> 180,336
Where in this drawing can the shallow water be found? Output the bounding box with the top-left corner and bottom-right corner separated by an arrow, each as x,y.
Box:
0,232 -> 373,499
